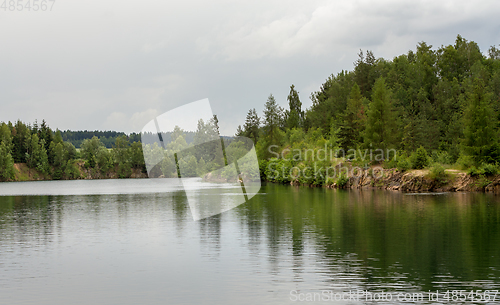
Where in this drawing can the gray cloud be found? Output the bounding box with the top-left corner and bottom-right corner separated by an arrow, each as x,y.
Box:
1,0 -> 499,134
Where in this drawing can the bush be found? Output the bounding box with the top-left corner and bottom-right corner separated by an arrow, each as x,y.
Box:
410,146 -> 429,169
431,150 -> 453,165
383,157 -> 398,169
480,163 -> 498,176
474,175 -> 491,190
64,160 -> 81,179
428,163 -> 447,184
397,156 -> 411,172
456,154 -> 474,170
467,166 -> 482,176
336,174 -> 349,188
468,163 -> 498,176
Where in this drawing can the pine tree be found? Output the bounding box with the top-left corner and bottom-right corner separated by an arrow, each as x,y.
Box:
364,78 -> 397,150
243,108 -> 260,144
462,80 -> 499,163
285,85 -> 303,129
339,84 -> 366,149
0,142 -> 15,181
263,94 -> 283,145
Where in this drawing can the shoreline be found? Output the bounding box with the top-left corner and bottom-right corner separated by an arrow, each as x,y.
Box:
7,162 -> 500,195
291,168 -> 500,194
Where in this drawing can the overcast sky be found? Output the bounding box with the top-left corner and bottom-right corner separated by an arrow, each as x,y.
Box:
1,0 -> 499,135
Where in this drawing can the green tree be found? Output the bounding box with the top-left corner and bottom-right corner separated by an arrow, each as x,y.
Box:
11,120 -> 30,163
0,123 -> 12,149
81,136 -> 103,168
25,134 -> 50,174
462,80 -> 499,163
285,85 -> 303,129
354,50 -> 378,98
96,146 -> 114,175
243,108 -> 260,144
160,154 -> 177,177
262,94 -> 284,145
339,84 -> 366,149
130,142 -> 145,171
0,142 -> 15,181
364,78 -> 397,150
113,135 -> 131,178
51,142 -> 65,179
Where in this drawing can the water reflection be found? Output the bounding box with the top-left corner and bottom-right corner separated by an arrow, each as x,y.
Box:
0,181 -> 499,304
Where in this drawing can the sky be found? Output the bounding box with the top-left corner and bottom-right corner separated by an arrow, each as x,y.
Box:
1,0 -> 500,135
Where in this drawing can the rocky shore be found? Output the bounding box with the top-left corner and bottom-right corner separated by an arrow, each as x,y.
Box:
324,168 -> 500,194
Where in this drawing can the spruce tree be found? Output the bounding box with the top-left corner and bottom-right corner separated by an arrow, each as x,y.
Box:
243,108 -> 260,144
285,85 -> 303,129
364,78 -> 397,150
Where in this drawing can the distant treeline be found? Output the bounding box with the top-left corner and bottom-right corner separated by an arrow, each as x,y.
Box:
60,130 -> 196,148
60,130 -> 134,148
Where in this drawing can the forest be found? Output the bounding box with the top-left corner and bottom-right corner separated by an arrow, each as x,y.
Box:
236,35 -> 500,185
0,119 -> 146,181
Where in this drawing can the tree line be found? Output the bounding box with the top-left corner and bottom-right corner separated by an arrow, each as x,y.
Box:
236,35 -> 500,184
0,120 -> 146,181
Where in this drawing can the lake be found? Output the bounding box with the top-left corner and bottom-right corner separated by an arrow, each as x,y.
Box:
0,179 -> 499,304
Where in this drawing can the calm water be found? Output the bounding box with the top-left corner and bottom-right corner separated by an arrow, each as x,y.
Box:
0,179 -> 499,304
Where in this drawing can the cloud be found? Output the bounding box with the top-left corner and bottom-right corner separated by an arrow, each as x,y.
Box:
1,0 -> 500,135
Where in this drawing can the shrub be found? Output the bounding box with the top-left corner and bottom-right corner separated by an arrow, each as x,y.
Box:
336,174 -> 349,188
431,150 -> 452,165
64,160 -> 81,179
383,157 -> 398,169
410,146 -> 429,169
325,177 -> 335,186
467,166 -> 482,176
428,163 -> 447,184
468,163 -> 499,176
397,156 -> 411,172
480,163 -> 498,176
474,175 -> 491,190
456,154 -> 474,170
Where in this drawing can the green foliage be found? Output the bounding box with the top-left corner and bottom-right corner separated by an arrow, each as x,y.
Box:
456,154 -> 475,170
243,108 -> 260,144
25,134 -> 50,175
264,158 -> 292,184
468,163 -> 498,176
397,157 -> 411,172
285,84 -> 304,129
480,163 -> 498,176
179,155 -> 198,177
462,79 -> 499,164
364,78 -> 397,150
160,154 -> 177,178
339,84 -> 366,149
113,135 -> 131,178
474,175 -> 491,190
81,136 -> 103,168
64,160 -> 81,179
130,142 -> 145,171
336,174 -> 349,188
96,147 -> 114,175
0,142 -> 15,181
431,151 -> 453,165
428,163 -> 447,184
410,146 -> 429,169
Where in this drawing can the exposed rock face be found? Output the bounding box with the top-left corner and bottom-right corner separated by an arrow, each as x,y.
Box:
326,168 -> 499,193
